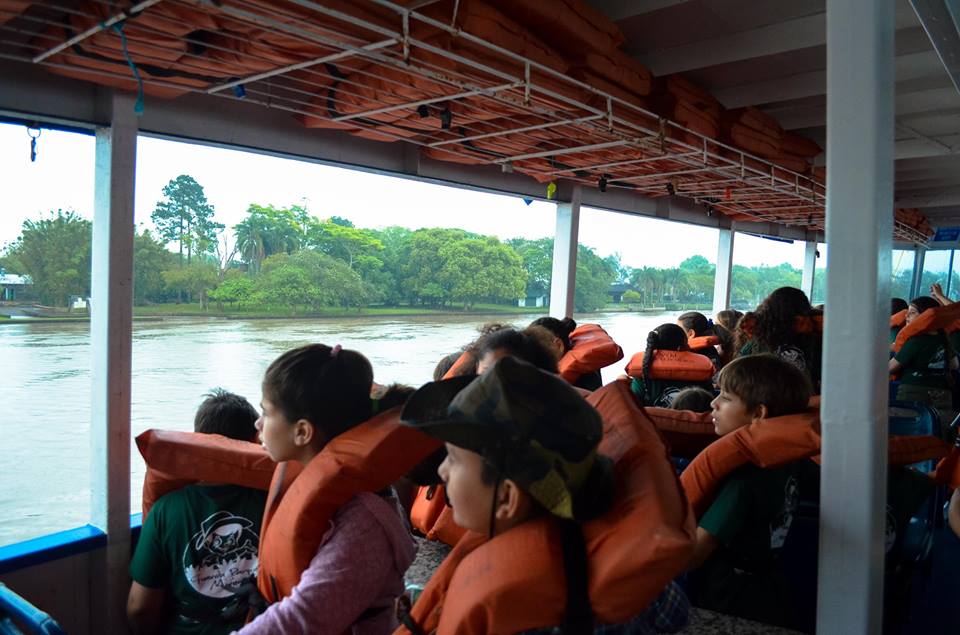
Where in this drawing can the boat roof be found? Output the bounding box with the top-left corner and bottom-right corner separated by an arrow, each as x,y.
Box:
0,0 -> 955,245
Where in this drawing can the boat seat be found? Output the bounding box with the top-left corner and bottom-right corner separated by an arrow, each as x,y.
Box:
0,583 -> 65,635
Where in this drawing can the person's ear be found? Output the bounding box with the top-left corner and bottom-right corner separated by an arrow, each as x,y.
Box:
494,479 -> 524,521
292,419 -> 318,447
752,404 -> 769,421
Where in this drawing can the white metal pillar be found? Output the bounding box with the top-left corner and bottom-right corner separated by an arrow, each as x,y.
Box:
801,240 -> 818,300
90,93 -> 137,633
549,185 -> 581,318
711,227 -> 735,314
818,0 -> 893,632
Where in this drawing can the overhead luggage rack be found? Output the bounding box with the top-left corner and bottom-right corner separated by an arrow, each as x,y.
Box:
0,0 -> 930,243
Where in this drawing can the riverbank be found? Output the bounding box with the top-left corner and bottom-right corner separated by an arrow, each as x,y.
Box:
0,302 -> 683,323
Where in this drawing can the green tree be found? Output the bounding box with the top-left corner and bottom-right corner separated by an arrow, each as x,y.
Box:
255,251 -> 368,312
622,289 -> 642,305
371,226 -> 413,306
133,230 -> 177,305
234,204 -> 304,273
575,244 -> 617,312
162,261 -> 219,309
506,237 -> 553,298
3,210 -> 91,307
151,175 -> 222,265
437,237 -> 526,309
207,271 -> 256,308
401,228 -> 472,307
307,218 -> 384,271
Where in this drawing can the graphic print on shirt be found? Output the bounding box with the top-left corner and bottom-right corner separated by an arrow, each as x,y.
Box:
183,511 -> 260,598
655,386 -> 682,408
769,476 -> 799,550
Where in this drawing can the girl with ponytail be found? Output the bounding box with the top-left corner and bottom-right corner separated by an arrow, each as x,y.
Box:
630,323 -> 713,408
530,316 -> 604,390
677,311 -> 723,368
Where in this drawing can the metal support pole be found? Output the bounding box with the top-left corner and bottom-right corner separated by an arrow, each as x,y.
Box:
947,249 -> 955,299
801,240 -> 818,300
549,186 -> 581,318
910,246 -> 926,300
712,227 -> 735,314
818,0 -> 894,632
90,93 -> 137,633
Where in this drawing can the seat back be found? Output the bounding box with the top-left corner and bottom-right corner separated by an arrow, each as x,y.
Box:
0,584 -> 66,635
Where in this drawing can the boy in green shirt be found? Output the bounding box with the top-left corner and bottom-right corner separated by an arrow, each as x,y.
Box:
687,355 -> 813,628
127,389 -> 267,635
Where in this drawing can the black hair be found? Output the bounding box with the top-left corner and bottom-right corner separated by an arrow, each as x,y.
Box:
641,323 -> 688,403
530,316 -> 578,353
736,287 -> 815,355
910,295 -> 939,315
262,344 -> 376,444
477,327 -> 559,373
891,298 -> 908,315
677,311 -> 710,336
194,388 -> 259,441
433,351 -> 467,381
671,387 -> 715,413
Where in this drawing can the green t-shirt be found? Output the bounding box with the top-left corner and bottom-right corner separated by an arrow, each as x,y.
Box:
691,463 -> 806,627
739,337 -> 822,388
629,376 -> 711,408
130,484 -> 268,635
894,332 -> 960,388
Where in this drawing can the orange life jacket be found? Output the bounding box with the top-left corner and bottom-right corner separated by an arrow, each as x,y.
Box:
640,407 -> 717,459
890,309 -> 907,330
892,302 -> 960,353
934,446 -> 960,489
409,485 -> 467,546
737,313 -> 823,337
624,350 -> 715,382
258,407 -> 441,602
136,429 -> 276,519
558,323 -> 624,384
396,379 -> 695,634
680,413 -> 950,519
688,334 -> 720,351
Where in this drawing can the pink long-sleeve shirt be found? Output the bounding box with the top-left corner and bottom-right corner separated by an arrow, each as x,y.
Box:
236,492 -> 416,635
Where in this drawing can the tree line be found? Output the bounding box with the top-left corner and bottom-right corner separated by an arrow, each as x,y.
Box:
3,174 -> 916,314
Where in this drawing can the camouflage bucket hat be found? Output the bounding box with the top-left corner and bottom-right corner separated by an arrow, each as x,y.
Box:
401,356 -> 605,520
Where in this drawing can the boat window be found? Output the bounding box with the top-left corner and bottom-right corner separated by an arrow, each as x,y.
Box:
920,250 -> 951,300
0,122 -> 95,546
811,243 -> 828,306
730,232 -> 806,310
891,249 -> 916,301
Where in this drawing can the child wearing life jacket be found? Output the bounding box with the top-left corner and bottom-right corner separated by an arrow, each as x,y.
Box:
734,287 -> 822,389
398,356 -> 689,634
687,355 -> 813,628
677,312 -> 724,368
671,387 -> 715,413
128,389 -> 266,635
237,344 -> 415,634
889,295 -> 960,423
891,297 -> 909,344
631,323 -> 714,408
530,316 -> 603,390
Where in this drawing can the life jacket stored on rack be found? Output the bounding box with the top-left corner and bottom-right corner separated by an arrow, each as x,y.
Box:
558,323 -> 624,384
136,429 -> 276,518
258,407 -> 441,603
680,412 -> 951,519
624,350 -> 715,382
892,303 -> 960,353
396,379 -> 695,635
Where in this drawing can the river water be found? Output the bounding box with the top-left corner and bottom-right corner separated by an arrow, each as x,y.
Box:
0,310 -> 681,545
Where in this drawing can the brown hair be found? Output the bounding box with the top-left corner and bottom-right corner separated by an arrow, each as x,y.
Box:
262,344 -> 376,443
194,388 -> 259,441
717,354 -> 812,417
671,387 -> 715,413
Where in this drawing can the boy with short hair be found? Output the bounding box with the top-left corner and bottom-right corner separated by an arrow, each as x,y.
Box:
687,355 -> 813,627
127,389 -> 266,635
399,356 -> 689,634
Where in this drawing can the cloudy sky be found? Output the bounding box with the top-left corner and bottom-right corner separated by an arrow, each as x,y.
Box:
0,122 -> 812,270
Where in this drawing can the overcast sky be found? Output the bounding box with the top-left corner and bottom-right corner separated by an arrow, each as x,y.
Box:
0,122 -> 810,269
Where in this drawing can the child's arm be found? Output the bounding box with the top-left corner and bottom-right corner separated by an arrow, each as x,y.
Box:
687,527 -> 720,570
687,473 -> 750,571
236,495 -> 402,635
949,489 -> 960,539
127,582 -> 166,635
